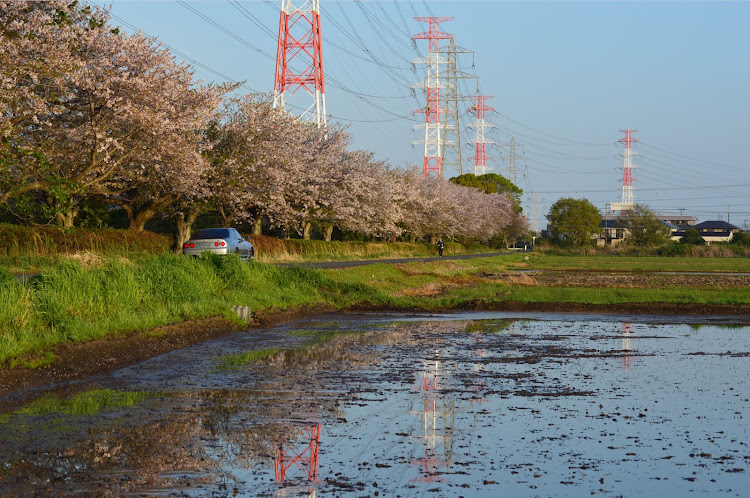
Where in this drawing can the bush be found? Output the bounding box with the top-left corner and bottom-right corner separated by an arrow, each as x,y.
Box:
731,231 -> 750,246
680,229 -> 705,246
656,242 -> 689,256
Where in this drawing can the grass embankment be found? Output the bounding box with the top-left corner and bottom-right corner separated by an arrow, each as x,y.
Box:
0,223 -> 492,272
248,234 -> 487,263
2,252 -> 749,371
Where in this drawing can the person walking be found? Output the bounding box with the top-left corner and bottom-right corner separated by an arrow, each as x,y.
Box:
437,239 -> 444,257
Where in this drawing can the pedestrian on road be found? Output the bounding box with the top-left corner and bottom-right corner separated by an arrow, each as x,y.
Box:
437,239 -> 444,257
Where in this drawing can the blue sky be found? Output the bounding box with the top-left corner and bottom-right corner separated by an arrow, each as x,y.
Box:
99,1 -> 750,230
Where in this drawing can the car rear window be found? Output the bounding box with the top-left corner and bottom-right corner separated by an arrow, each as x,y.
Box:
192,228 -> 231,240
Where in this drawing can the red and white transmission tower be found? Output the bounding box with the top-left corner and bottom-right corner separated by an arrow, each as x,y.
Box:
468,95 -> 496,176
413,17 -> 453,177
273,0 -> 326,127
612,129 -> 638,212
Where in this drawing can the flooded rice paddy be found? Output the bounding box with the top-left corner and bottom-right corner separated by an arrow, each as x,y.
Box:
2,311 -> 750,496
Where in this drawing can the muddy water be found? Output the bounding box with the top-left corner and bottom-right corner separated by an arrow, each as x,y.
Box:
2,312 -> 750,496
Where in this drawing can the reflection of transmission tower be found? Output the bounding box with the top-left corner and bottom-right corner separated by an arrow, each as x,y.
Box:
621,323 -> 633,370
409,351 -> 456,481
273,424 -> 322,483
439,37 -> 477,177
412,17 -> 453,177
273,0 -> 327,127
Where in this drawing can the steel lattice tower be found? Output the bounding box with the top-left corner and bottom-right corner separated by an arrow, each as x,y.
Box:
614,129 -> 638,211
439,37 -> 477,176
413,17 -> 453,177
468,95 -> 495,176
273,0 -> 326,127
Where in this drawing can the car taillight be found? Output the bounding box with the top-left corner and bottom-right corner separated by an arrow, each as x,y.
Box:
214,242 -> 219,247
214,241 -> 226,247
190,243 -> 194,248
183,243 -> 188,248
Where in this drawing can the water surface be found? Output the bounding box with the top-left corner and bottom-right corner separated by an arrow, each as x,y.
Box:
1,312 -> 749,496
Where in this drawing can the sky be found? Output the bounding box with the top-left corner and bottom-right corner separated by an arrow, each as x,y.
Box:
97,1 -> 750,231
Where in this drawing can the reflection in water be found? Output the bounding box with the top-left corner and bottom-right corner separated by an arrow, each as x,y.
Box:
410,347 -> 457,482
2,314 -> 750,496
274,424 -> 321,483
622,322 -> 633,370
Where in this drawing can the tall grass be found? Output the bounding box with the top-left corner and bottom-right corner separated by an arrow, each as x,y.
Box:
0,254 -> 392,369
0,223 -> 172,258
248,234 -> 490,263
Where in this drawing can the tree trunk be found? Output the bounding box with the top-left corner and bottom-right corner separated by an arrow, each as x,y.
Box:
218,206 -> 233,228
302,221 -> 312,240
130,208 -> 156,231
55,208 -> 78,228
252,217 -> 263,235
175,210 -> 200,253
322,224 -> 334,242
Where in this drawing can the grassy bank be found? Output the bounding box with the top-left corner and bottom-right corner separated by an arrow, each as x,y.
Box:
2,252 -> 749,371
0,224 -> 493,272
247,235 -> 488,263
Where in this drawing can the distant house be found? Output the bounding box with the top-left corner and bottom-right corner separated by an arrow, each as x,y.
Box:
680,220 -> 742,243
656,214 -> 698,227
598,218 -> 628,246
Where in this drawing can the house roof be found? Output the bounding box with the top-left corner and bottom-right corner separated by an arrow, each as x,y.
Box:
693,220 -> 740,230
599,219 -> 628,229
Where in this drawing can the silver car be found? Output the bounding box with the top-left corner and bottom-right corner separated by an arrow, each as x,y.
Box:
183,228 -> 255,261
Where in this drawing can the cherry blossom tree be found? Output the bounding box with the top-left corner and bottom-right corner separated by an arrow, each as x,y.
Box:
0,1 -> 224,228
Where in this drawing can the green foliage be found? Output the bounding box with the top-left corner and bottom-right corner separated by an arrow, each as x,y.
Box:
545,198 -> 601,247
449,173 -> 523,205
656,242 -> 689,256
731,231 -> 750,246
218,348 -> 280,369
8,389 -> 148,418
624,205 -> 673,247
680,228 -> 706,245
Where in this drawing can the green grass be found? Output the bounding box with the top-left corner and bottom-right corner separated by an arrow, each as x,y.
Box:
0,389 -> 149,423
218,348 -> 280,369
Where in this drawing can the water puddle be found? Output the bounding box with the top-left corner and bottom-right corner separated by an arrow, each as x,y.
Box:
1,312 -> 749,496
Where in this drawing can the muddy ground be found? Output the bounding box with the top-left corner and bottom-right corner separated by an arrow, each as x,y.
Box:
2,271 -> 749,401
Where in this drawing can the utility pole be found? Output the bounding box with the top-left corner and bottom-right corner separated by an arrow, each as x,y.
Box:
273,0 -> 326,127
413,17 -> 453,177
728,205 -> 731,224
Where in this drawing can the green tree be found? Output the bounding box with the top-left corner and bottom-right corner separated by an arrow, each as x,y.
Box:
680,228 -> 706,245
449,173 -> 523,207
730,231 -> 750,246
623,204 -> 673,246
546,197 -> 601,247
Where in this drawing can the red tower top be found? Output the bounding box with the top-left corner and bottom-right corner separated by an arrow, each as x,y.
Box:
413,17 -> 454,52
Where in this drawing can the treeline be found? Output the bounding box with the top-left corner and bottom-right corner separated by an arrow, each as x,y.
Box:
0,1 -> 526,249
